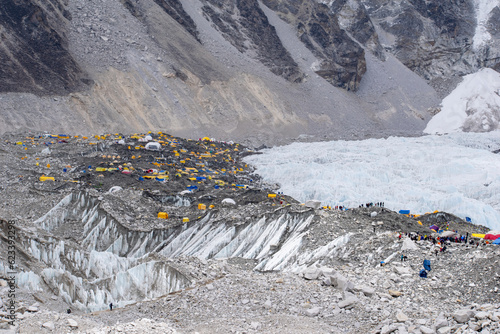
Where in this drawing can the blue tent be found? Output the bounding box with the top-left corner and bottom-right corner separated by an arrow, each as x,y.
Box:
419,269 -> 427,278
466,217 -> 472,222
399,210 -> 410,214
493,238 -> 500,245
423,259 -> 431,271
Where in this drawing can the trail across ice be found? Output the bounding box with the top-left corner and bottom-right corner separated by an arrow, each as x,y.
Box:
244,132 -> 500,230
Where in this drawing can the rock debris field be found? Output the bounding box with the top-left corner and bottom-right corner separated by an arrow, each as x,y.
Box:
0,131 -> 499,334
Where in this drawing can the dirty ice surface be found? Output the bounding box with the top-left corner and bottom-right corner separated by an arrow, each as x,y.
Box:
244,131 -> 500,230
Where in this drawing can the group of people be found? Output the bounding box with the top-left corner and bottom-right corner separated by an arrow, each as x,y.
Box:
359,202 -> 385,208
407,232 -> 469,244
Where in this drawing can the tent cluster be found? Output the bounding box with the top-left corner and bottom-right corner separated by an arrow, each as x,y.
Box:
9,132 -> 267,224
471,231 -> 500,244
15,132 -> 254,190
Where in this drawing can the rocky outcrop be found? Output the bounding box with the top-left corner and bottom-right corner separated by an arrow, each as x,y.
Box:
201,0 -> 304,83
0,0 -> 88,95
152,0 -> 201,42
263,0 -> 367,91
362,0 -> 499,85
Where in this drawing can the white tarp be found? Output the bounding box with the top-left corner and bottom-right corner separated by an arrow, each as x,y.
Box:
145,142 -> 161,151
401,238 -> 419,251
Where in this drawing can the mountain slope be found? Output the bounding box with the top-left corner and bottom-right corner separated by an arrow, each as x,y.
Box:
0,0 -> 498,145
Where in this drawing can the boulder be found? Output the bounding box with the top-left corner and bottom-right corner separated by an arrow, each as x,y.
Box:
437,327 -> 451,334
388,290 -> 402,297
401,238 -> 419,251
319,267 -> 336,276
419,326 -> 434,334
305,307 -> 321,317
305,200 -> 321,209
474,311 -> 489,320
303,268 -> 321,280
263,300 -> 272,309
338,296 -> 358,309
434,316 -> 448,329
42,322 -> 55,330
27,306 -> 38,312
394,266 -> 411,275
331,274 -> 354,291
453,309 -> 474,323
489,312 -> 500,321
322,276 -> 333,286
250,321 -> 261,329
380,324 -> 398,334
361,286 -> 376,297
396,311 -> 409,322
67,319 -> 78,328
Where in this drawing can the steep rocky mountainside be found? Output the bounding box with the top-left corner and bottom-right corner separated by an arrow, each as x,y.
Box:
0,0 -> 498,145
0,0 -> 89,94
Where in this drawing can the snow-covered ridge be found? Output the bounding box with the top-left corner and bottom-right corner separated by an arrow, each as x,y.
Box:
244,131 -> 500,230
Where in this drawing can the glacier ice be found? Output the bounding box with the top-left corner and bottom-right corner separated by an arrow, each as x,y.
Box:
244,131 -> 500,230
24,192 -> 347,312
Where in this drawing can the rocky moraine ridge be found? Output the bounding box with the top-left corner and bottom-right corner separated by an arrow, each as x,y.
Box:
0,132 -> 499,333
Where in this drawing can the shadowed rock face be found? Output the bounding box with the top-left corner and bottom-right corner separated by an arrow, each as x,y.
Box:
263,0 -> 367,91
152,0 -> 201,42
0,0 -> 87,95
201,0 -> 305,83
364,0 -> 480,80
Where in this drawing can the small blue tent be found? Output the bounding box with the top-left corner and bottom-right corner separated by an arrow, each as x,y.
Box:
423,259 -> 431,271
493,238 -> 500,245
419,269 -> 427,278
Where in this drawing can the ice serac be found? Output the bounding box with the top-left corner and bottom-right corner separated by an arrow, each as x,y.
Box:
244,132 -> 500,230
424,68 -> 500,134
13,190 -> 360,311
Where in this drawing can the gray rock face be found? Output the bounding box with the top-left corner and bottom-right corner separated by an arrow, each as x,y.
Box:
0,0 -> 88,94
361,0 -> 499,88
202,0 -> 304,83
262,0 -> 366,91
151,0 -> 200,42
